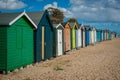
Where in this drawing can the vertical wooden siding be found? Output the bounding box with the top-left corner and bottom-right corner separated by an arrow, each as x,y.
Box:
64,24 -> 71,51
7,17 -> 34,72
76,29 -> 82,48
85,30 -> 90,46
35,14 -> 53,62
71,28 -> 76,49
0,27 -> 7,71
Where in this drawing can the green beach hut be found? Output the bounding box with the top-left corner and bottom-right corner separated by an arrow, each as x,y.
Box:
70,22 -> 78,50
0,12 -> 37,74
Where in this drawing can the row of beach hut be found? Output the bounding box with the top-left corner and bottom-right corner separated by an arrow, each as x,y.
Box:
0,10 -> 117,74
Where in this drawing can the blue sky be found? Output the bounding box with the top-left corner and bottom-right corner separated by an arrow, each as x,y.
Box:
0,0 -> 120,35
1,0 -> 120,22
0,0 -> 70,12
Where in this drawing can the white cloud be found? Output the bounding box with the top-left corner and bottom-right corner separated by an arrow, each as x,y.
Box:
28,6 -> 34,11
108,0 -> 116,4
91,8 -> 98,11
44,2 -> 58,9
69,0 -> 120,22
43,0 -> 120,22
36,0 -> 43,2
59,7 -> 74,18
44,2 -> 74,18
0,0 -> 26,10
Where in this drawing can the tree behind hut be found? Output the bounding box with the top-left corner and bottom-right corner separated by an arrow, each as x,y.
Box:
47,7 -> 64,24
68,18 -> 79,25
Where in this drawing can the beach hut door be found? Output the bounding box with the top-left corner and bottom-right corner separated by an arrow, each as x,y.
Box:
78,29 -> 81,47
57,30 -> 62,56
83,31 -> 85,47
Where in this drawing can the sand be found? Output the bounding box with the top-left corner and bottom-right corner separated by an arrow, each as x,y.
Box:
0,38 -> 120,80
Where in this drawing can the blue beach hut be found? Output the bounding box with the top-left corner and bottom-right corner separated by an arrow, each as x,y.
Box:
27,10 -> 54,62
96,29 -> 101,42
84,25 -> 90,46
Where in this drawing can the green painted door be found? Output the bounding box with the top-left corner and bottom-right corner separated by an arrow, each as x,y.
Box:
22,25 -> 33,65
72,28 -> 76,49
16,27 -> 23,49
16,26 -> 23,67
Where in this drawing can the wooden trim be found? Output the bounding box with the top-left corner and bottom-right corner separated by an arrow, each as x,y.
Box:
42,26 -> 44,60
9,12 -> 37,29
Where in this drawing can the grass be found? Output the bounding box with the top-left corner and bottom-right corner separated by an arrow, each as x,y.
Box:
54,66 -> 64,71
24,78 -> 32,80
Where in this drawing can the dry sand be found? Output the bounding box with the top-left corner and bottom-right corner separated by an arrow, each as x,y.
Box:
0,38 -> 120,80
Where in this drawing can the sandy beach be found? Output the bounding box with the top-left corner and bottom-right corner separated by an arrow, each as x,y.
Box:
0,38 -> 120,80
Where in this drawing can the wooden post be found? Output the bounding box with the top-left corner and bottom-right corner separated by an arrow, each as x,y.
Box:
42,26 -> 44,60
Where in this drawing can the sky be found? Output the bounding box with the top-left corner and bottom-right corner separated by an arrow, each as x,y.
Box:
0,0 -> 120,35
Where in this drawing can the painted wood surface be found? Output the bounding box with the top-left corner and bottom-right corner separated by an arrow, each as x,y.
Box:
85,29 -> 90,46
70,22 -> 78,50
53,24 -> 64,57
0,17 -> 34,73
82,29 -> 85,47
35,11 -> 54,62
91,30 -> 94,44
76,29 -> 82,48
57,30 -> 63,56
71,28 -> 76,49
42,26 -> 44,60
94,30 -> 97,43
64,23 -> 71,51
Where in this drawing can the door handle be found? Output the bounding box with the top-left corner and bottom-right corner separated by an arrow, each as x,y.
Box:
59,42 -> 62,44
44,42 -> 46,46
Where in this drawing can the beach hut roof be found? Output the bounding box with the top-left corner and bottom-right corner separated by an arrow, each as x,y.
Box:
69,22 -> 78,29
53,23 -> 64,29
0,12 -> 21,25
61,22 -> 71,28
78,24 -> 82,28
26,11 -> 44,26
61,22 -> 67,27
53,24 -> 58,28
90,27 -> 96,30
26,10 -> 54,30
84,25 -> 90,30
96,29 -> 102,31
0,12 -> 37,28
70,22 -> 75,28
80,25 -> 85,30
79,24 -> 82,26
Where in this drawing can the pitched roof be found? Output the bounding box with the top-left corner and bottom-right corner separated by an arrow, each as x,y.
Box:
91,27 -> 96,30
53,23 -> 64,29
27,10 -> 54,30
26,11 -> 44,26
78,24 -> 82,28
0,12 -> 37,28
81,25 -> 85,30
69,22 -> 75,28
84,26 -> 90,30
61,22 -> 71,29
0,12 -> 21,25
53,24 -> 59,28
79,24 -> 82,26
96,29 -> 102,31
61,22 -> 67,27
